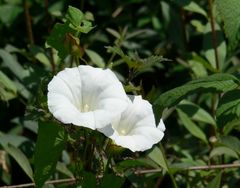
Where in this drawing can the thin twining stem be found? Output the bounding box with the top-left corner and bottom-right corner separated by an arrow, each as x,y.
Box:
0,178 -> 76,188
135,163 -> 240,174
1,163 -> 240,188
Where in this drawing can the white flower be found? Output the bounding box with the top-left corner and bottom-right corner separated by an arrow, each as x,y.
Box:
47,65 -> 130,130
99,96 -> 165,152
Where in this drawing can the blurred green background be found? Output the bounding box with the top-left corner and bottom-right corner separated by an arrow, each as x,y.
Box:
0,0 -> 240,187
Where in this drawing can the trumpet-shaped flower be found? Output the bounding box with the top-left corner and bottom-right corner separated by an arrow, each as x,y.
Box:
47,65 -> 130,130
99,96 -> 165,152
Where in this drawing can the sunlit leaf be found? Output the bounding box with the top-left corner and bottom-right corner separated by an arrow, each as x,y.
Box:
85,49 -> 105,68
188,59 -> 208,78
0,4 -> 23,27
210,146 -> 239,159
66,6 -> 84,27
148,146 -> 168,172
219,135 -> 240,155
216,89 -> 240,129
216,0 -> 240,50
0,49 -> 29,80
0,70 -> 17,101
56,162 -> 74,178
206,171 -> 222,188
0,132 -> 29,147
106,28 -> 121,39
154,73 -> 240,115
203,22 -> 226,70
178,100 -> 216,128
177,109 -> 208,144
3,144 -> 33,181
183,1 -> 207,17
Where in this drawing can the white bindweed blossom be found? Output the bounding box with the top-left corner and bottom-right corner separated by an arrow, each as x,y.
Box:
47,65 -> 130,130
99,95 -> 165,152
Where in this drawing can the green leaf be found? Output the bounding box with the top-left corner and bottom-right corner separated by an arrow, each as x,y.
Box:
183,2 -> 207,17
134,54 -> 166,73
106,28 -> 121,39
210,146 -> 239,159
177,109 -> 208,144
0,132 -> 29,147
100,174 -> 124,188
152,16 -> 162,30
82,172 -> 96,188
46,23 -> 75,60
0,49 -> 30,80
106,46 -> 134,67
124,84 -> 141,93
203,22 -> 226,70
188,59 -> 208,78
34,121 -> 67,188
178,100 -> 216,127
107,46 -> 165,71
154,73 -> 240,115
216,0 -> 240,50
85,49 -> 105,68
170,158 -> 206,173
191,52 -> 217,73
4,143 -> 33,181
219,135 -> 240,155
66,6 -> 84,27
56,162 -> 74,178
0,4 -> 23,27
65,6 -> 94,33
35,53 -> 51,68
0,49 -> 31,99
206,171 -> 222,188
148,146 -> 168,172
190,20 -> 205,33
117,158 -> 158,171
223,120 -> 240,135
0,70 -> 17,101
76,20 -> 94,34
216,89 -> 240,129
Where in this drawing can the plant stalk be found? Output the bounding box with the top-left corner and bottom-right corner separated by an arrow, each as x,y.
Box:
160,145 -> 179,188
23,0 -> 34,44
208,0 -> 220,70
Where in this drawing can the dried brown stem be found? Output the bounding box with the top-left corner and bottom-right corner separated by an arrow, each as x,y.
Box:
180,8 -> 188,50
23,0 -> 34,44
208,0 -> 219,70
135,163 -> 240,174
2,163 -> 240,188
0,178 -> 76,188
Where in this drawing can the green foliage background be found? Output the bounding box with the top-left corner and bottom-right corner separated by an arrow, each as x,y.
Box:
0,0 -> 240,187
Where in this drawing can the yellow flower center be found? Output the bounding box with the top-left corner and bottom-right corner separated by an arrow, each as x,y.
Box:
82,104 -> 90,112
119,129 -> 127,136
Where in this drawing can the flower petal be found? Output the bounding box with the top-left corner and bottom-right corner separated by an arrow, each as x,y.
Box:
48,65 -> 129,129
158,119 -> 166,132
100,95 -> 165,152
113,129 -> 163,152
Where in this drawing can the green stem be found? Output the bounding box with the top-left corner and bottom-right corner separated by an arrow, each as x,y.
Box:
107,52 -> 116,68
160,144 -> 178,188
75,56 -> 80,66
80,0 -> 85,10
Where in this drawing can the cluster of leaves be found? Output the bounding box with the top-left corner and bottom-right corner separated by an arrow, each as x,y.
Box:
0,0 -> 240,187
